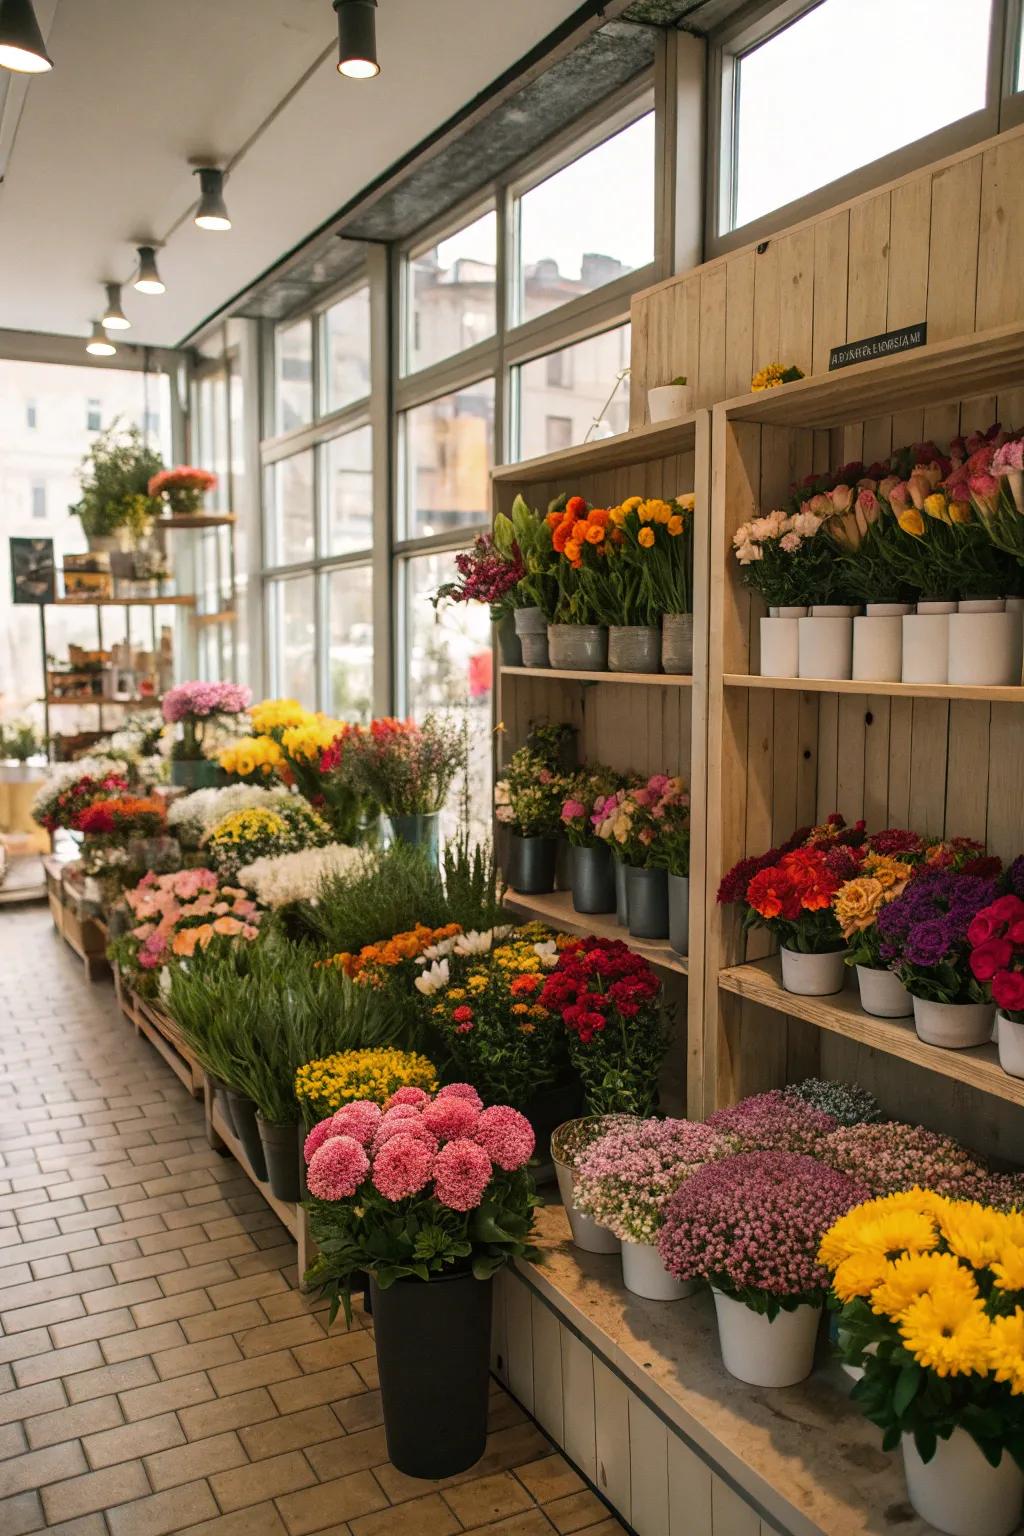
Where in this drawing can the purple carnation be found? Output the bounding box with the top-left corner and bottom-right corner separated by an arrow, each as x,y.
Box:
876,870 -> 999,975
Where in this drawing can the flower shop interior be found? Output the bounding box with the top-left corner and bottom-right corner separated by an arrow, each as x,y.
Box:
4,2 -> 1024,1534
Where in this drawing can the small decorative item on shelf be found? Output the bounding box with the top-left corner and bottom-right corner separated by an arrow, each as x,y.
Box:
877,864 -> 1001,1048
647,374 -> 689,423
574,1118 -> 737,1300
62,551 -> 114,599
431,527 -> 526,667
751,362 -> 805,391
659,1150 -> 865,1386
832,847 -> 916,1018
494,735 -> 568,895
968,875 -> 1024,1078
302,1087 -> 537,1479
495,494 -> 561,668
148,466 -> 218,517
163,680 -> 251,789
560,766 -> 624,915
820,1190 -> 1024,1536
550,1115 -> 635,1254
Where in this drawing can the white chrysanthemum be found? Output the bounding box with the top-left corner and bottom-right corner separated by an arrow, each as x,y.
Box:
532,939 -> 560,969
452,926 -> 510,956
419,935 -> 460,963
236,843 -> 366,908
168,783 -> 295,841
414,959 -> 450,996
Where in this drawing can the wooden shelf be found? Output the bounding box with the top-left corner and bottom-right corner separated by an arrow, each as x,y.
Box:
491,414 -> 698,485
194,609 -> 237,627
502,665 -> 694,687
504,887 -> 689,977
157,514 -> 237,529
718,955 -> 1023,1107
720,321 -> 1024,429
50,595 -> 196,608
723,673 -> 1024,703
44,695 -> 160,707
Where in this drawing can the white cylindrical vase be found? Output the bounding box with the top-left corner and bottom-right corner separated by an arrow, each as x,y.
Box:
902,601 -> 955,684
913,995 -> 995,1049
852,603 -> 912,683
553,1159 -> 621,1254
856,965 -> 913,1018
780,946 -> 848,996
997,1012 -> 1024,1079
621,1240 -> 696,1302
647,384 -> 690,422
902,1429 -> 1024,1536
712,1290 -> 821,1388
759,611 -> 804,678
948,609 -> 1023,688
798,608 -> 855,680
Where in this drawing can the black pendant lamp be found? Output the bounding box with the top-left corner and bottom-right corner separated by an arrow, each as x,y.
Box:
335,0 -> 379,78
194,167 -> 231,231
0,0 -> 53,73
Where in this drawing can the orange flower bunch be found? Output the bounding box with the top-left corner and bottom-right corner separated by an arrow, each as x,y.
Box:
323,922 -> 463,984
547,495 -> 612,570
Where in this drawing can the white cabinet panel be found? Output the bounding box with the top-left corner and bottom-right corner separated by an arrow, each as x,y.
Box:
594,1357 -> 631,1523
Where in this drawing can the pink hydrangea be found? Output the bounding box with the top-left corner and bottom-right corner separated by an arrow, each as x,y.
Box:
706,1090 -> 837,1157
371,1118 -> 439,1157
657,1151 -> 867,1299
472,1106 -> 535,1171
306,1134 -> 369,1201
432,1137 -> 493,1212
422,1096 -> 480,1141
371,1133 -> 435,1200
574,1118 -> 737,1245
436,1083 -> 484,1110
161,681 -> 251,723
303,1118 -> 338,1165
330,1100 -> 383,1145
384,1086 -> 431,1111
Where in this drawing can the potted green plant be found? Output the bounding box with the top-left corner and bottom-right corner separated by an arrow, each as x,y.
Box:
648,374 -> 689,423
494,495 -> 559,668
494,744 -> 564,895
70,422 -> 164,552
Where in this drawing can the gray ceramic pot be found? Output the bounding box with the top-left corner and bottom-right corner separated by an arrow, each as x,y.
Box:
668,873 -> 689,956
493,613 -> 522,667
626,865 -> 670,940
547,624 -> 608,671
662,612 -> 694,675
570,843 -> 616,914
608,625 -> 661,673
509,834 -> 558,894
513,606 -> 549,668
614,857 -> 629,926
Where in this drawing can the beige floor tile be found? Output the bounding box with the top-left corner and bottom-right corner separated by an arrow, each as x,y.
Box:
239,1405 -> 342,1461
41,1460 -> 150,1524
65,1354 -> 158,1404
444,1470 -> 537,1527
12,1340 -> 102,1387
25,1395 -> 123,1452
131,1288 -> 213,1327
0,1380 -> 67,1428
119,1368 -> 214,1422
105,1479 -> 220,1536
462,1514 -> 559,1536
175,1503 -> 288,1536
514,1455 -> 586,1504
333,1389 -> 383,1433
543,1491 -> 614,1533
305,1424 -> 389,1481
0,1488 -> 43,1535
178,1386 -> 278,1440
0,1439 -> 88,1498
276,1468 -> 388,1536
152,1334 -> 242,1380
83,1412 -> 186,1470
269,1363 -> 363,1415
234,1316 -> 324,1359
101,1320 -> 188,1364
350,1491 -> 461,1536
291,1332 -> 375,1373
207,1347 -> 300,1398
145,1428 -> 246,1491
209,1449 -> 316,1513
182,1301 -> 268,1343
49,1308 -> 134,1349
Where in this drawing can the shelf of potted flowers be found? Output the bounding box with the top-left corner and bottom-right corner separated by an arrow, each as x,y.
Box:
593,775 -> 689,944
494,740 -> 566,896
559,765 -> 625,915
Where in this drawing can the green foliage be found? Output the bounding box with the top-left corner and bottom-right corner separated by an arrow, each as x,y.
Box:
71,421 -> 163,538
495,494 -> 558,617
441,836 -> 505,932
0,720 -> 43,761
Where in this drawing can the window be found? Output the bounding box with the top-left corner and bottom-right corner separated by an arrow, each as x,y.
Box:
276,319 -> 313,432
405,210 -> 496,375
515,325 -> 631,462
87,398 -> 101,432
269,574 -> 316,708
321,286 -> 371,413
515,113 -> 655,324
326,565 -> 373,721
26,400 -> 37,430
728,0 -> 992,231
30,482 -> 46,519
400,379 -> 494,539
266,450 -> 314,567
143,409 -> 161,439
322,426 -> 372,556
547,350 -> 571,389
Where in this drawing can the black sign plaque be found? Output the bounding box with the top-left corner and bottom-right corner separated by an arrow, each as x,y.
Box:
829,322 -> 927,371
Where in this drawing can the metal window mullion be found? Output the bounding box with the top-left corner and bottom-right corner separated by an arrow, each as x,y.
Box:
392,524 -> 489,560
261,399 -> 372,463
394,340 -> 501,414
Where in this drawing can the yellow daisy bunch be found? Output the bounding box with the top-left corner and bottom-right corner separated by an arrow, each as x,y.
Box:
207,807 -> 290,847
294,1048 -> 438,1120
218,735 -> 285,779
280,718 -> 344,763
751,361 -> 805,391
249,698 -> 312,735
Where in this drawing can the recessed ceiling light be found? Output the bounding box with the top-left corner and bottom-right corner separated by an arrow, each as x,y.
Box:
335,0 -> 379,79
134,246 -> 165,296
0,0 -> 53,74
86,321 -> 116,357
101,282 -> 130,331
194,167 -> 231,231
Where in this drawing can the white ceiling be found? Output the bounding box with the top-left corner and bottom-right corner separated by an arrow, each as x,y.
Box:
0,0 -> 588,348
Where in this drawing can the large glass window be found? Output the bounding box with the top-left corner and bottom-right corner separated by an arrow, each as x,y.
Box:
400,379 -> 494,540
269,574 -> 316,708
321,286 -> 371,413
731,0 -> 991,230
276,319 -> 313,432
322,426 -> 373,556
515,114 -> 655,324
515,325 -> 631,461
405,210 -> 497,374
326,565 -> 373,722
266,450 -> 314,567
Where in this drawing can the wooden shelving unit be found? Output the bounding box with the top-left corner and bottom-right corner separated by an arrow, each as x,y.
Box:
724,674 -> 1024,704
504,887 -> 689,977
501,665 -> 694,688
158,513 -> 237,530
133,995 -> 204,1099
50,594 -> 196,608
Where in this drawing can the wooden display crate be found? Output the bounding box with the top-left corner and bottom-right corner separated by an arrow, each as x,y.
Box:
133,994 -> 204,1099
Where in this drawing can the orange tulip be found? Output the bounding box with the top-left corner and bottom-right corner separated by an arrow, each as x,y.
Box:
585,524 -> 604,544
564,539 -> 582,563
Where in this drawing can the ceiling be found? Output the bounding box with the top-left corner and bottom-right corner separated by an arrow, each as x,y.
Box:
0,0 -> 598,348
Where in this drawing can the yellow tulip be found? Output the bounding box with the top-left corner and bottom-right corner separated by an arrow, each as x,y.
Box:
638,527 -> 655,548
923,493 -> 951,524
898,508 -> 926,538
651,500 -> 673,525
637,503 -> 654,523
621,496 -> 642,513
609,506 -> 626,527
949,500 -> 973,525
667,515 -> 684,536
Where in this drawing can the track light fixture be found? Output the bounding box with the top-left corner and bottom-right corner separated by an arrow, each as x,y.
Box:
0,0 -> 53,74
334,0 -> 379,79
101,282 -> 130,331
86,321 -> 116,357
134,245 -> 165,295
194,167 -> 231,231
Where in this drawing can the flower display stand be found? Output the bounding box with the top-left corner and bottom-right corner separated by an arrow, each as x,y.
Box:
131,993 -> 205,1099
43,856 -> 109,981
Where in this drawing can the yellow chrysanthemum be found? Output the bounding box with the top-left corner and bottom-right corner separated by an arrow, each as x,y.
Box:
871,1251 -> 977,1321
294,1048 -> 438,1115
822,1207 -> 940,1268
991,1244 -> 1024,1293
831,1250 -> 891,1304
899,1290 -> 993,1378
937,1203 -> 1011,1271
990,1310 -> 1024,1394
250,698 -> 312,734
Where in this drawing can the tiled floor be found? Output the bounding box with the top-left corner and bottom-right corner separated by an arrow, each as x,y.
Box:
0,906 -> 625,1536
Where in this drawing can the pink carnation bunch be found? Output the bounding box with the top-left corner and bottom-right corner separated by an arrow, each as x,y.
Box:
330,1100 -> 383,1145
657,1151 -> 867,1301
306,1135 -> 369,1200
706,1089 -> 837,1157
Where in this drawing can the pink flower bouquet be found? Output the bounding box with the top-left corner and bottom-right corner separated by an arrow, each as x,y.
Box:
109,867 -> 264,995
302,1084 -> 538,1321
162,680 -> 252,762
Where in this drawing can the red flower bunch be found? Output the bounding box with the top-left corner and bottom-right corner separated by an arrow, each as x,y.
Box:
969,894 -> 1024,1021
37,772 -> 129,833
75,795 -> 166,839
722,827 -> 862,955
148,467 -> 218,497
432,533 -> 524,614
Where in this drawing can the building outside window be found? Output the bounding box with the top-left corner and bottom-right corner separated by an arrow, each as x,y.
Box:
321,285 -> 371,413
86,398 -> 101,431
516,326 -> 631,461
30,482 -> 46,519
275,318 -> 313,433
404,210 -> 497,375
400,380 -> 495,541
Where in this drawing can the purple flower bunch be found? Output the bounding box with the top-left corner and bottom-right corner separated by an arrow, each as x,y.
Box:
1008,855 -> 1024,901
657,1151 -> 868,1303
875,869 -> 1000,1001
573,1118 -> 737,1244
162,681 -> 251,724
434,533 -> 524,613
820,1121 -> 1009,1204
706,1089 -> 837,1157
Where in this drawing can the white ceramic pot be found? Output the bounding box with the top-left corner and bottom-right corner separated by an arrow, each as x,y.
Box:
997,1012 -> 1024,1079
647,384 -> 690,422
759,615 -> 801,678
780,946 -> 848,996
553,1159 -> 620,1254
621,1240 -> 696,1302
948,610 -> 1023,687
798,612 -> 854,680
912,995 -> 995,1049
856,964 -> 913,1019
902,1429 -> 1024,1536
852,604 -> 912,683
712,1290 -> 821,1387
902,603 -> 955,684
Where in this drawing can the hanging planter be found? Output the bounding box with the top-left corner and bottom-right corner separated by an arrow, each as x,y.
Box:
661,612 -> 694,674
997,1012 -> 1024,1078
798,606 -> 856,680
626,865 -> 669,940
852,603 -> 912,683
372,1270 -> 492,1479
712,1290 -> 821,1387
901,1430 -> 1024,1536
948,602 -> 1023,687
621,1240 -> 695,1301
256,1117 -> 301,1203
513,606 -> 549,668
780,946 -> 847,996
759,607 -> 805,677
855,964 -> 913,1018
225,1090 -> 268,1181
912,995 -> 995,1049
608,624 -> 661,673
507,834 -> 558,895
570,843 -> 616,915
547,623 -> 608,671
668,873 -> 689,956
902,600 -> 956,684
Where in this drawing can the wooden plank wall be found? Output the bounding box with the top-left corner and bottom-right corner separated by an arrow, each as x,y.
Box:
630,125 -> 1024,425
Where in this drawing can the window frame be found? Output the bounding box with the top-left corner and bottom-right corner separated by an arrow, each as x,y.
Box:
317,274 -> 373,418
